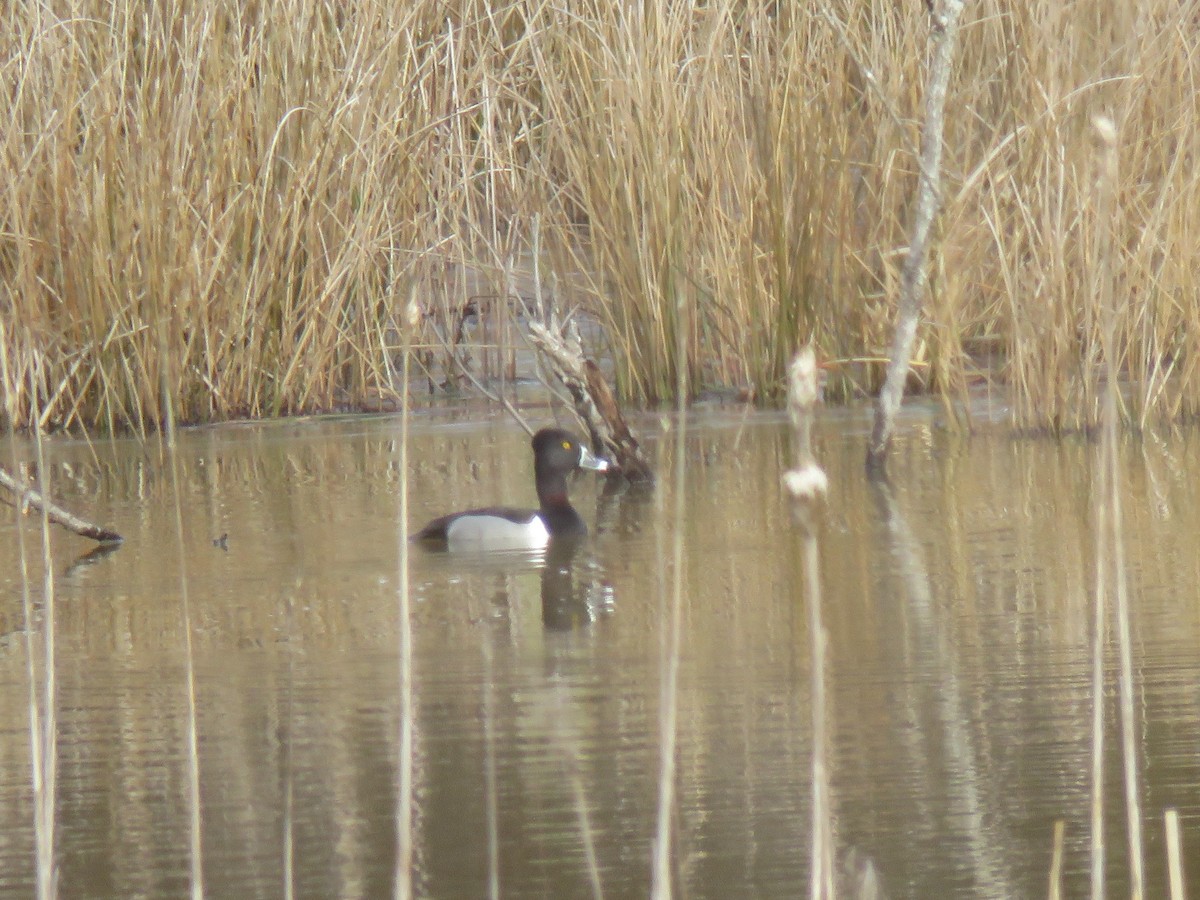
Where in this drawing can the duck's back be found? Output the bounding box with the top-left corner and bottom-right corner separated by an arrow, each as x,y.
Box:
414,506 -> 550,551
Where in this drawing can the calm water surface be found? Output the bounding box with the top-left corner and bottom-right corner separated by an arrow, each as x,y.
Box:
1,408 -> 1198,898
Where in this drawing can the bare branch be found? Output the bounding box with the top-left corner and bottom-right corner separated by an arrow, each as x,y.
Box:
0,464 -> 123,544
528,315 -> 655,483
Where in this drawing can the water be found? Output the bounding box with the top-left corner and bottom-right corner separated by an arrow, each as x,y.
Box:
1,408 -> 1198,897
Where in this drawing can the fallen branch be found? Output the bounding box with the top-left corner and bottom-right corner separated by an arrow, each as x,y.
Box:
0,464 -> 124,544
528,314 -> 655,483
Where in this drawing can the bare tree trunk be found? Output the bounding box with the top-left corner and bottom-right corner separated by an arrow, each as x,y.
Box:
866,0 -> 968,472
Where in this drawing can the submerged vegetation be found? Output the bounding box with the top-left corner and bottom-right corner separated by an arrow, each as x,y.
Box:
2,0 -> 1198,433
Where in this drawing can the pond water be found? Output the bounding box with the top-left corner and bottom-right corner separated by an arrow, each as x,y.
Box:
0,406 -> 1198,898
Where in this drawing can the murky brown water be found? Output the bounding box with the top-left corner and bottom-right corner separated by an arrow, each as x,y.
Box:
1,408 -> 1198,898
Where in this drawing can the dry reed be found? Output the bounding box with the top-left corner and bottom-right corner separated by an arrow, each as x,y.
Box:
158,319 -> 206,900
1048,819 -> 1066,900
1096,114 -> 1145,898
4,1 -> 1200,432
1089,114 -> 1145,900
9,358 -> 60,900
552,685 -> 605,900
651,269 -> 692,897
283,595 -> 296,900
2,335 -> 49,898
394,297 -> 416,898
1164,809 -> 1185,900
30,397 -> 58,900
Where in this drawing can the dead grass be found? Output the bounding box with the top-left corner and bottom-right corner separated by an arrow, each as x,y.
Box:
3,1 -> 1199,432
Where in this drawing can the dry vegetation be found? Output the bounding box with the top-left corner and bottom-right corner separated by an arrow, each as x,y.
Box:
2,0 -> 1198,433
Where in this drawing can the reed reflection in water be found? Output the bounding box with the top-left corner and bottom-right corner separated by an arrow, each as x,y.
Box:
1,411 -> 1199,897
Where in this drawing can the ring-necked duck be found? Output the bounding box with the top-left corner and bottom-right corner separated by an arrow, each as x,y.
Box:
413,427 -> 609,551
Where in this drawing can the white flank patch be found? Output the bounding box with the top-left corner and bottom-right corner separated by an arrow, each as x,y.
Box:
783,464 -> 828,500
445,514 -> 550,552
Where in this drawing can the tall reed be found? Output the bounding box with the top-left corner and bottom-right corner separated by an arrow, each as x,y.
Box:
651,262 -> 692,898
394,298 -> 416,899
6,353 -> 60,899
30,386 -> 59,900
1089,115 -> 1145,899
157,317 -> 206,899
1093,114 -> 1144,898
1164,809 -> 1184,900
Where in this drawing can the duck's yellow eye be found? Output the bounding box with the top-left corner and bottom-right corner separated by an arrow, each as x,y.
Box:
562,440 -> 572,451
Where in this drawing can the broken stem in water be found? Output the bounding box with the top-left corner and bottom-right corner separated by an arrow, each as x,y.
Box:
784,348 -> 832,900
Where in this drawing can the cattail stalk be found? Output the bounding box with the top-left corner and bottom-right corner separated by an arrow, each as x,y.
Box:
784,348 -> 832,899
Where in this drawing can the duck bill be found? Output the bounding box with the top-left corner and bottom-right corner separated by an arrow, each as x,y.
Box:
578,445 -> 610,473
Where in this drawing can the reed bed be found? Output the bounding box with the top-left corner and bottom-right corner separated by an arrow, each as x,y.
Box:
3,0 -> 1199,433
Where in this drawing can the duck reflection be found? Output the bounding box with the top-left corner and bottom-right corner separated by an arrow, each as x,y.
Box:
413,467 -> 644,629
414,534 -> 615,630
540,538 -> 614,630
539,477 -> 655,628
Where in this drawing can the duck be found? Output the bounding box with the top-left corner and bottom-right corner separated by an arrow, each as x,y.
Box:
413,427 -> 610,551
